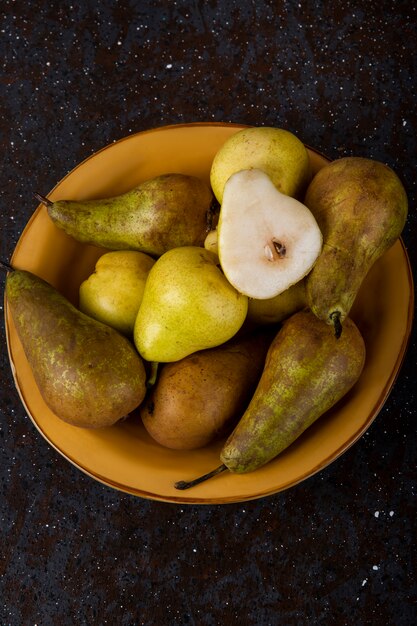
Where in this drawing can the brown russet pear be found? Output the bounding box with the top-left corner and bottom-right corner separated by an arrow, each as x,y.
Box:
304,157 -> 408,337
175,310 -> 365,489
140,329 -> 273,450
5,266 -> 147,428
36,173 -> 215,257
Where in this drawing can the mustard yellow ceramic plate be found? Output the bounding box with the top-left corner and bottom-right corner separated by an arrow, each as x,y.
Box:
5,123 -> 414,503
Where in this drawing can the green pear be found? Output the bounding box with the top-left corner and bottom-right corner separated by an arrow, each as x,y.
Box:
247,279 -> 307,326
217,169 -> 322,299
140,329 -> 273,450
79,250 -> 155,335
5,266 -> 147,428
134,246 -> 248,362
37,173 -> 215,256
175,310 -> 365,489
210,126 -> 311,203
305,157 -> 408,337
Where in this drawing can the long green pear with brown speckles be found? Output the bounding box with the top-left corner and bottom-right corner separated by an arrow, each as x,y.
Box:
6,268 -> 147,428
305,157 -> 408,337
38,173 -> 215,256
220,310 -> 365,473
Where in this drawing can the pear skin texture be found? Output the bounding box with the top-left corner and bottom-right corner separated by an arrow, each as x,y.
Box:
134,246 -> 248,362
6,269 -> 147,428
220,310 -> 366,473
79,250 -> 155,335
140,329 -> 273,450
47,173 -> 215,256
210,126 -> 311,203
247,280 -> 307,325
305,157 -> 408,326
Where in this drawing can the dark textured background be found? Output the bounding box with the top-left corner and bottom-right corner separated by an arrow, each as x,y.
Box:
1,1 -> 416,625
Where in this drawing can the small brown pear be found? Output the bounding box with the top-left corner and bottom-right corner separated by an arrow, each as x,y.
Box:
140,329 -> 273,450
304,157 -> 408,337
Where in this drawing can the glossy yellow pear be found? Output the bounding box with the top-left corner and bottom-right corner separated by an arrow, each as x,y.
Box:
134,246 -> 248,362
79,250 -> 155,335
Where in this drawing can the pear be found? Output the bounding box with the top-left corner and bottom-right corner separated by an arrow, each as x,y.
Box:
304,157 -> 408,337
79,250 -> 155,335
203,229 -> 219,257
210,126 -> 311,203
175,310 -> 365,489
247,279 -> 307,326
140,329 -> 273,450
5,266 -> 147,428
134,246 -> 248,362
217,169 -> 322,299
37,173 -> 215,256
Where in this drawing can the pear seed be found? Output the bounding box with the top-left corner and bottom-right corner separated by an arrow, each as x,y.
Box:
264,244 -> 274,262
273,240 -> 286,258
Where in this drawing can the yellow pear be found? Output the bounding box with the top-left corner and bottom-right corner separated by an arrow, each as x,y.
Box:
134,246 -> 248,362
79,250 -> 155,335
203,229 -> 219,257
210,126 -> 311,203
247,280 -> 307,325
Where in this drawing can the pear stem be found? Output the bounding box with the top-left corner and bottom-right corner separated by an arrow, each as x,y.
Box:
34,192 -> 53,208
330,310 -> 343,339
0,260 -> 14,273
174,463 -> 228,490
146,361 -> 159,388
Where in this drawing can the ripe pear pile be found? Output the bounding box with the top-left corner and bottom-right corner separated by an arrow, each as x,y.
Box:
2,125 -> 408,488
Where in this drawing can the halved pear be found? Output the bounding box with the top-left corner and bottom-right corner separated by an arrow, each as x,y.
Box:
217,169 -> 323,300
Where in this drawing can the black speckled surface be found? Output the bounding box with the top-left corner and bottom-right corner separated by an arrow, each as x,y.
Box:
1,1 -> 416,624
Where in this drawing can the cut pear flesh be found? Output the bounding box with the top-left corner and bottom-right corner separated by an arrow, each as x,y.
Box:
218,169 -> 323,299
